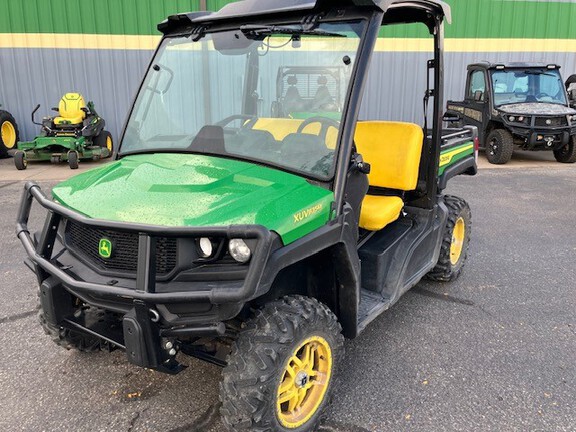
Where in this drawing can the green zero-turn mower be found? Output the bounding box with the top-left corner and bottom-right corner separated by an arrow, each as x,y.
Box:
14,93 -> 113,170
0,107 -> 19,158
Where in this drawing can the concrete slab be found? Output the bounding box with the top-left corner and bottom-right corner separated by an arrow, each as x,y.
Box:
0,152 -> 109,182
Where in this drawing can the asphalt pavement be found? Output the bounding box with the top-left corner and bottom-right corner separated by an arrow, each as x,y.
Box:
0,153 -> 575,431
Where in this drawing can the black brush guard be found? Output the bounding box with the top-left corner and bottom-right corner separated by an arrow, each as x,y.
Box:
16,182 -> 274,372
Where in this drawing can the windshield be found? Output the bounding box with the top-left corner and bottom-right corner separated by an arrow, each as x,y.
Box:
491,69 -> 567,107
120,21 -> 365,180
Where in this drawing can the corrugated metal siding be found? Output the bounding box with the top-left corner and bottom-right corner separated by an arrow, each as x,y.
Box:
0,0 -> 201,34
0,48 -> 152,141
1,0 -> 576,142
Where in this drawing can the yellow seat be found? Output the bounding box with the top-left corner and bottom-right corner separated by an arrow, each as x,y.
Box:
251,118 -> 338,149
54,93 -> 87,125
359,195 -> 405,231
355,121 -> 424,231
251,118 -> 303,141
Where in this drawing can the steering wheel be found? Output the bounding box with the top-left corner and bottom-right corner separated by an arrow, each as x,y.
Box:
296,116 -> 340,142
215,114 -> 257,129
536,92 -> 550,99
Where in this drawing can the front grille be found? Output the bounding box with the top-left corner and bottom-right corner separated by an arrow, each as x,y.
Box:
535,117 -> 567,127
65,221 -> 177,276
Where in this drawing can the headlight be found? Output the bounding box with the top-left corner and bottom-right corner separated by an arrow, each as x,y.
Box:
197,237 -> 214,258
571,115 -> 576,121
228,239 -> 251,263
509,116 -> 515,122
517,116 -> 524,122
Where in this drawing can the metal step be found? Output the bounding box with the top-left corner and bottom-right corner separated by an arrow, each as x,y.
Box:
357,288 -> 392,333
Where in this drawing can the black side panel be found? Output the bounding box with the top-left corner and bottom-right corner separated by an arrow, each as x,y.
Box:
358,218 -> 412,294
358,204 -> 447,306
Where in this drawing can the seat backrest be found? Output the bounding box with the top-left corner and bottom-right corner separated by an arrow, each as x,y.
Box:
58,93 -> 87,121
312,76 -> 334,108
283,76 -> 305,113
250,117 -> 338,149
354,121 -> 424,191
251,118 -> 304,141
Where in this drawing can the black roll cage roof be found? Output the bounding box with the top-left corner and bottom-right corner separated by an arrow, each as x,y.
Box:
158,0 -> 451,35
468,62 -> 561,71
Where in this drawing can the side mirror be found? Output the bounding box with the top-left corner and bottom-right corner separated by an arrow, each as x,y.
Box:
474,90 -> 484,102
443,112 -> 461,123
565,74 -> 576,90
568,89 -> 576,107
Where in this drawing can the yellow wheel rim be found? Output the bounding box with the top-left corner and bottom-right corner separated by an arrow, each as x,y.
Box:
277,336 -> 332,429
1,121 -> 16,149
450,217 -> 466,265
106,136 -> 113,152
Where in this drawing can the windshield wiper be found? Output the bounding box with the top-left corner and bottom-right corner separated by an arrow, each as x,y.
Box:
524,70 -> 558,78
240,24 -> 346,39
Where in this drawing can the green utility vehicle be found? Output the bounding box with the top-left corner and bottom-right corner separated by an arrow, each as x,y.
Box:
0,106 -> 19,158
14,93 -> 113,170
17,1 -> 477,430
446,62 -> 576,164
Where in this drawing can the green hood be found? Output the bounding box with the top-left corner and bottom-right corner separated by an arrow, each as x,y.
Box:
52,154 -> 334,244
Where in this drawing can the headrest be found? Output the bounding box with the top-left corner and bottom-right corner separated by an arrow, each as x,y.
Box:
317,76 -> 328,85
62,92 -> 84,101
189,125 -> 225,154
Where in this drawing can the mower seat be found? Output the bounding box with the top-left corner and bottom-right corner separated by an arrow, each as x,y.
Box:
354,121 -> 424,231
54,93 -> 87,126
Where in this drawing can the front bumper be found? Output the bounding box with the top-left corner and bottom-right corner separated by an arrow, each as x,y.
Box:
17,182 -> 274,371
507,125 -> 576,150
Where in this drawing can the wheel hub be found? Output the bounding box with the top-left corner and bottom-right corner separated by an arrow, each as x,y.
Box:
295,371 -> 309,388
489,139 -> 498,155
450,216 -> 466,265
276,336 -> 332,429
1,120 -> 16,149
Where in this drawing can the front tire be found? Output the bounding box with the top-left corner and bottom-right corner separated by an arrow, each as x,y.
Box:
67,150 -> 79,169
553,137 -> 576,163
426,195 -> 472,282
37,299 -> 102,352
221,296 -> 344,432
14,151 -> 27,170
485,129 -> 514,164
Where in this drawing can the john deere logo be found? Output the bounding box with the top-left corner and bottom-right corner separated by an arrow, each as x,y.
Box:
99,238 -> 112,259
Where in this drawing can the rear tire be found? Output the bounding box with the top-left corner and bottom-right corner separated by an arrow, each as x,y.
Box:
94,130 -> 113,158
426,195 -> 472,282
0,110 -> 19,158
485,129 -> 514,164
14,151 -> 27,170
220,296 -> 344,432
553,137 -> 576,163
